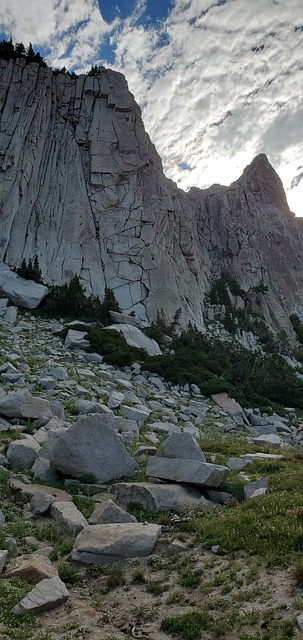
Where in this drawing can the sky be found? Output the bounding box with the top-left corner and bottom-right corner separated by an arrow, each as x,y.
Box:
0,0 -> 302,214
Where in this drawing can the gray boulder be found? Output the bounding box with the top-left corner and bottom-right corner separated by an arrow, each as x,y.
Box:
31,457 -> 59,483
244,478 -> 268,499
50,501 -> 87,537
120,404 -> 151,423
155,432 -> 206,462
146,457 -> 229,488
0,263 -> 49,309
0,389 -> 52,419
252,434 -> 282,448
6,436 -> 40,470
29,493 -> 55,516
71,523 -> 161,565
64,329 -> 90,350
88,499 -> 137,524
43,413 -> 138,482
112,482 -> 205,513
11,576 -> 69,615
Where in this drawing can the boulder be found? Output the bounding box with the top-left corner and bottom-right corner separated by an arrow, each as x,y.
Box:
120,404 -> 151,423
106,324 -> 162,356
146,457 -> 229,488
50,501 -> 87,537
111,482 -> 205,513
42,413 -> 138,482
71,523 -> 161,565
6,436 -> 40,470
244,478 -> 268,499
74,399 -> 113,415
3,553 -> 57,583
88,499 -> 137,525
0,389 -> 52,419
155,432 -> 206,462
31,457 -> 59,483
0,263 -> 49,309
11,576 -> 69,615
211,392 -> 248,423
64,329 -> 90,350
29,492 -> 55,516
109,311 -> 148,328
252,434 -> 282,448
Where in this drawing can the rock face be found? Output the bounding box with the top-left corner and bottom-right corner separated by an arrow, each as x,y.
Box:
1,60 -> 303,331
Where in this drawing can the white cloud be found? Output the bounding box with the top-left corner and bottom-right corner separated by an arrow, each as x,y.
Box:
0,0 -> 117,70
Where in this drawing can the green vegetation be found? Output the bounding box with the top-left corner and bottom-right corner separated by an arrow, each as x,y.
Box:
86,326 -> 147,366
180,452 -> 303,565
143,326 -> 303,409
0,39 -> 46,67
58,562 -> 81,584
0,578 -> 36,639
143,307 -> 181,347
161,611 -> 213,640
42,278 -> 121,324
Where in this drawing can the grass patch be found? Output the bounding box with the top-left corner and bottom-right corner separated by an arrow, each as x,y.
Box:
183,464 -> 303,564
161,611 -> 213,640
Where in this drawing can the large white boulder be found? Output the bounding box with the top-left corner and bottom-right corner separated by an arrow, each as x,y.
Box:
0,263 -> 48,309
106,324 -> 162,356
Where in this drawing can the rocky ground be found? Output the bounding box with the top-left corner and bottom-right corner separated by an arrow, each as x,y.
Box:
1,312 -> 303,639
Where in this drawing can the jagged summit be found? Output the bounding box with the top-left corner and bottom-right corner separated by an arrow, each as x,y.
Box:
0,57 -> 303,333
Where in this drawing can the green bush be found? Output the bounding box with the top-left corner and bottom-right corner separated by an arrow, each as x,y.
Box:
143,326 -> 303,409
86,327 -> 148,366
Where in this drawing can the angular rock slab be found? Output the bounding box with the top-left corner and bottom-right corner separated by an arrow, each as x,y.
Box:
111,482 -> 205,513
71,523 -> 162,565
44,413 -> 138,482
0,263 -> 49,309
0,389 -> 52,419
88,499 -> 137,525
11,576 -> 69,615
50,501 -> 88,537
146,457 -> 229,488
3,553 -> 57,584
106,324 -> 162,356
9,479 -> 73,502
155,432 -> 206,462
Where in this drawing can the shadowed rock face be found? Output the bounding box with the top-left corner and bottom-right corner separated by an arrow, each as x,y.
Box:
1,59 -> 303,330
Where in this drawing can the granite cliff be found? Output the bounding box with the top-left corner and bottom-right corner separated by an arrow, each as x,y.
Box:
1,58 -> 303,333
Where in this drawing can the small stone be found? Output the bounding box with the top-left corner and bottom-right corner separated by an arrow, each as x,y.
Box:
0,549 -> 8,573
